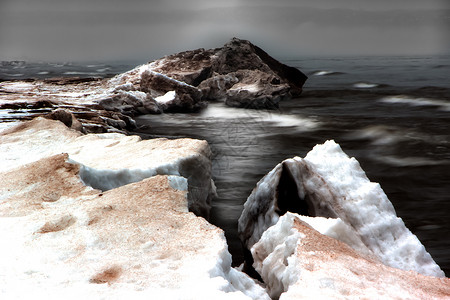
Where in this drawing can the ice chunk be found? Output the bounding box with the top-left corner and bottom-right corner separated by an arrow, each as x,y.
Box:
239,140 -> 445,278
0,118 -> 215,218
0,155 -> 269,299
304,140 -> 444,277
251,212 -> 302,299
252,212 -> 450,299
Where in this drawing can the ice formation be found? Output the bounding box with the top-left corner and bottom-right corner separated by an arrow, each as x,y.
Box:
252,213 -> 450,299
0,119 -> 269,299
239,140 -> 445,278
0,117 -> 215,217
0,157 -> 268,299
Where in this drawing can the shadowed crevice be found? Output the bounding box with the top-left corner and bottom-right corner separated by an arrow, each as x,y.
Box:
275,162 -> 310,216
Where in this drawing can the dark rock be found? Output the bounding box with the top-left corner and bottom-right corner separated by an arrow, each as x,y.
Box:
122,38 -> 307,109
140,71 -> 203,102
223,70 -> 290,109
44,109 -> 84,132
97,90 -> 162,116
140,71 -> 205,112
1,100 -> 55,110
43,77 -> 102,85
252,43 -> 307,97
198,73 -> 239,100
150,48 -> 216,86
105,37 -> 307,111
46,109 -> 74,127
142,95 -> 162,114
211,38 -> 273,75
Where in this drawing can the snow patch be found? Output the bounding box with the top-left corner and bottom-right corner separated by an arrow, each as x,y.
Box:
380,95 -> 450,111
296,215 -> 375,259
155,91 -> 176,104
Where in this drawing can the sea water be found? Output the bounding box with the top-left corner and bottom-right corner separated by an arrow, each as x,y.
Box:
2,55 -> 449,276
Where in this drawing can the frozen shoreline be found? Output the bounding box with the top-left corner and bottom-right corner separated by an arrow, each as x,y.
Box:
1,119 -> 448,298
1,40 -> 449,298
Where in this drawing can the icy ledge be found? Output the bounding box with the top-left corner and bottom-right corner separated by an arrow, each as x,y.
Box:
0,119 -> 269,299
239,140 -> 445,279
253,212 -> 450,299
0,117 -> 215,217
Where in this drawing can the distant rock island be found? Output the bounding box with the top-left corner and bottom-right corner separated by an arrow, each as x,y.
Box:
108,37 -> 307,111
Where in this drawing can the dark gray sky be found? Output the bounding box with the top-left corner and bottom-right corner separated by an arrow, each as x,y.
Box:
1,0 -> 449,61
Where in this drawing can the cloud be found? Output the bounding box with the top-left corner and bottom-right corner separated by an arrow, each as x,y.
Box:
0,0 -> 448,61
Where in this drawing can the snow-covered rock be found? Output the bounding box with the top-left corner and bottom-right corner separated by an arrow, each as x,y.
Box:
0,119 -> 269,299
252,212 -> 450,299
238,140 -> 445,278
0,80 -> 136,133
97,90 -> 162,115
0,117 -> 214,218
108,38 -> 307,109
0,155 -> 268,299
210,69 -> 290,109
140,71 -> 205,112
0,38 -> 308,133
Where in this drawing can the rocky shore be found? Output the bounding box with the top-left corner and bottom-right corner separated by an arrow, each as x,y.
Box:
0,38 -> 307,134
0,39 -> 449,299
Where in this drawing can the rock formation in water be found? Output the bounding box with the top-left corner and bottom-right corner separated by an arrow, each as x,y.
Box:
0,38 -> 307,133
0,118 -> 270,299
109,37 -> 307,110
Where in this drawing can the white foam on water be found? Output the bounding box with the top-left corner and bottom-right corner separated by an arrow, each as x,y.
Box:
376,155 -> 448,167
380,95 -> 450,111
313,70 -> 334,76
200,104 -> 319,131
353,82 -> 378,88
3,73 -> 24,77
95,68 -> 111,72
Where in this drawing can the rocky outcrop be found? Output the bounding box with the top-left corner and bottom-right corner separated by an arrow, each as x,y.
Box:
253,213 -> 450,299
0,81 -> 136,134
0,38 -> 307,133
109,38 -> 307,109
0,119 -> 269,299
140,71 -> 205,112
